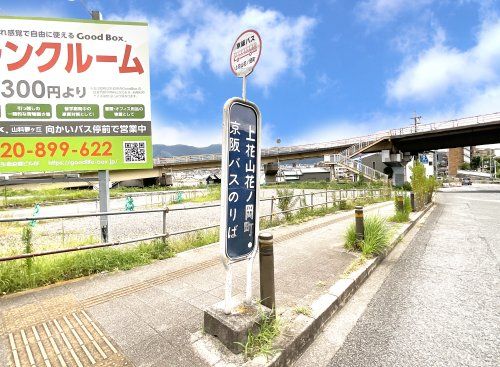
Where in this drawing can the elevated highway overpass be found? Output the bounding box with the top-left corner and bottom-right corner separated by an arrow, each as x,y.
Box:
154,111 -> 500,168
4,112 -> 500,187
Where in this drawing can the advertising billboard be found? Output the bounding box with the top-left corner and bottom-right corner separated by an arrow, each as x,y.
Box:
0,15 -> 152,173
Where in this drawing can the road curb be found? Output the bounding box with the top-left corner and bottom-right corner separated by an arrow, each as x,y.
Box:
261,202 -> 435,367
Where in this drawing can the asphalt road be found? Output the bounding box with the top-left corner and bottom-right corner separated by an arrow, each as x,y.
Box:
298,184 -> 500,367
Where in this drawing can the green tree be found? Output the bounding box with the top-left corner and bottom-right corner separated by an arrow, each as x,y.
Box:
410,161 -> 427,210
470,156 -> 481,170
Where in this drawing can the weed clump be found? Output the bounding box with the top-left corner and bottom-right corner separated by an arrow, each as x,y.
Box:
238,311 -> 281,359
344,215 -> 390,256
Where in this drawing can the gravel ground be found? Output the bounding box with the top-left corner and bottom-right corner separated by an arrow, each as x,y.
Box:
0,188 -> 387,255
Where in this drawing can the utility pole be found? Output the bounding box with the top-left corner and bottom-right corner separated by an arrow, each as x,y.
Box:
410,112 -> 422,133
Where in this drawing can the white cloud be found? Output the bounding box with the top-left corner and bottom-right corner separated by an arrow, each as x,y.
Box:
111,1 -> 316,95
152,115 -> 276,148
388,18 -> 500,102
290,112 -> 406,146
391,14 -> 445,54
357,0 -> 434,25
460,85 -> 500,116
162,76 -> 204,102
313,73 -> 335,96
152,120 -> 220,146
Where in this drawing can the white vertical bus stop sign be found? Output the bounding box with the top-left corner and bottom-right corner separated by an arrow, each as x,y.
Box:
221,29 -> 262,314
220,98 -> 261,261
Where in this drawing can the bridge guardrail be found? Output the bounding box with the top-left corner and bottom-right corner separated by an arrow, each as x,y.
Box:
389,111 -> 500,137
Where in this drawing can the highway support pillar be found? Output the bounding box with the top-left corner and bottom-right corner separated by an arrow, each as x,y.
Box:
259,232 -> 276,317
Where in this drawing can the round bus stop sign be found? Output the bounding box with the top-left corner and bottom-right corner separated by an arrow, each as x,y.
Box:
230,29 -> 262,77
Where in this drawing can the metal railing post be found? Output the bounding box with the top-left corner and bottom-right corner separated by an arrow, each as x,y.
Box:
270,196 -> 275,225
259,232 -> 276,316
162,207 -> 169,244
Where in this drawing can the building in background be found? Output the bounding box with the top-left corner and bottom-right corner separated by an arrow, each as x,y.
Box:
280,167 -> 331,182
448,146 -> 475,175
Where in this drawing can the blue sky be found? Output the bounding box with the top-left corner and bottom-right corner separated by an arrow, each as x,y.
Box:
2,0 -> 500,147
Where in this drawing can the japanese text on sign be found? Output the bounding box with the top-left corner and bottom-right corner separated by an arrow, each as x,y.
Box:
0,15 -> 152,173
230,29 -> 262,77
224,101 -> 260,261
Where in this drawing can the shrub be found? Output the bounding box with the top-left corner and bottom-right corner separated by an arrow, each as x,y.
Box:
410,161 -> 438,209
389,195 -> 411,222
344,215 -> 390,256
460,162 -> 471,170
402,181 -> 412,191
275,188 -> 298,220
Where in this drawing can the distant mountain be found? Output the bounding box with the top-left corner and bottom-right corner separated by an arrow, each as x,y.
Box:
153,144 -> 221,158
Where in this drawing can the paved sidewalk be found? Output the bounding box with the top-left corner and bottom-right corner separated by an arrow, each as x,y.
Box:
0,201 -> 395,367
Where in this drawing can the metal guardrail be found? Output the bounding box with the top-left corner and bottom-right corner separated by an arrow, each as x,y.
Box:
0,188 -> 392,262
153,112 -> 500,166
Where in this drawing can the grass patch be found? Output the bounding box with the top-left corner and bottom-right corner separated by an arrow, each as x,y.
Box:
168,229 -> 219,252
389,195 -> 411,223
0,229 -> 220,295
261,194 -> 390,230
189,186 -> 220,203
316,280 -> 327,287
294,306 -> 312,317
344,215 -> 391,257
0,240 -> 174,294
389,210 -> 410,222
342,255 -> 367,278
239,311 -> 281,359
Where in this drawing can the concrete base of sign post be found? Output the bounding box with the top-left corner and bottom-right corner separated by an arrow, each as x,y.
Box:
203,297 -> 272,354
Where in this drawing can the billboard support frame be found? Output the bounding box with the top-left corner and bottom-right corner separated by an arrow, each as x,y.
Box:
90,9 -> 111,243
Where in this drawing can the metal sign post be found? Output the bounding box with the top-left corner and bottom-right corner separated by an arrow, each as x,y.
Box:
91,10 -> 110,243
222,30 -> 262,314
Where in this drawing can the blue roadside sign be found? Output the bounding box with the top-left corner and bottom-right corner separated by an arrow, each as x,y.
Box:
221,98 -> 261,261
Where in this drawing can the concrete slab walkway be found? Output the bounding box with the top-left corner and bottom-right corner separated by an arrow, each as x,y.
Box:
0,201 -> 395,367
